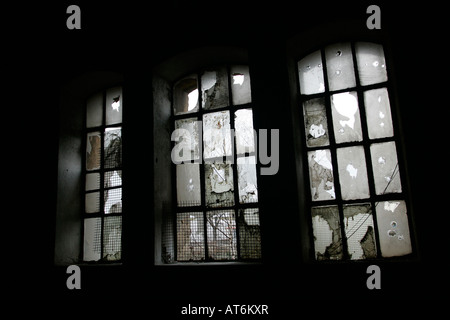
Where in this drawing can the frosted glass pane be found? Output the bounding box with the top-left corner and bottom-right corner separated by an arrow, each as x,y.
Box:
237,156 -> 258,204
308,149 -> 335,201
104,127 -> 122,169
174,118 -> 200,162
238,208 -> 261,259
356,42 -> 388,86
103,216 -> 122,261
370,141 -> 402,195
104,170 -> 122,188
311,206 -> 343,260
85,191 -> 100,213
104,187 -> 122,214
343,204 -> 377,260
234,109 -> 256,154
336,146 -> 370,200
176,164 -> 201,207
303,98 -> 329,147
86,132 -> 101,171
85,173 -> 100,191
83,218 -> 101,261
177,212 -> 205,261
105,86 -> 122,125
203,111 -> 232,159
231,65 -> 251,105
86,92 -> 103,128
173,75 -> 199,115
364,88 -> 394,139
201,67 -> 229,110
325,42 -> 356,91
205,162 -> 234,208
375,200 -> 412,257
207,210 -> 237,260
298,50 -> 325,95
331,91 -> 363,143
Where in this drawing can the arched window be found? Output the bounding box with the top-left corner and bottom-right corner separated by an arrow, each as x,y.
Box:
296,42 -> 413,260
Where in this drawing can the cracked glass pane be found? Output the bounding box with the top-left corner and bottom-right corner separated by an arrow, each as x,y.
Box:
298,50 -> 325,95
231,65 -> 252,105
308,149 -> 335,201
311,206 -> 343,260
201,67 -> 229,110
83,218 -> 101,261
234,109 -> 255,154
364,88 -> 394,139
375,200 -> 412,257
104,187 -> 122,214
105,86 -> 123,125
86,131 -> 101,171
336,146 -> 370,200
104,170 -> 122,188
325,42 -> 356,91
85,191 -> 100,213
207,210 -> 237,260
204,162 -> 234,208
303,97 -> 330,147
174,118 -> 200,162
331,91 -> 363,143
86,92 -> 103,128
203,111 -> 232,159
173,74 -> 199,115
104,127 -> 122,169
238,208 -> 261,259
103,216 -> 122,261
343,203 -> 377,260
237,156 -> 258,204
370,141 -> 402,195
177,212 -> 205,261
355,42 -> 388,86
85,173 -> 100,191
176,164 -> 201,207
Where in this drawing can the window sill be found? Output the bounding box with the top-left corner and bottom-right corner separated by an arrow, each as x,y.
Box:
156,261 -> 262,267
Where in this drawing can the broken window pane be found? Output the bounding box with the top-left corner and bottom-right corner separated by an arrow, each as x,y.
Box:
298,50 -> 325,95
231,65 -> 251,105
205,162 -> 235,208
364,88 -> 394,139
105,86 -> 123,125
201,67 -> 229,110
355,42 -> 388,86
234,109 -> 256,154
370,141 -> 402,195
238,208 -> 261,259
375,200 -> 412,257
85,172 -> 100,191
85,191 -> 100,213
311,206 -> 343,260
177,212 -> 205,261
83,217 -> 101,261
336,146 -> 370,200
331,91 -> 363,143
86,92 -> 103,128
104,127 -> 122,169
174,118 -> 200,162
176,164 -> 201,207
308,149 -> 335,201
203,111 -> 232,159
104,170 -> 122,188
207,210 -> 237,260
86,132 -> 101,171
325,42 -> 356,91
237,156 -> 258,204
173,75 -> 199,115
303,97 -> 330,147
343,203 -> 377,260
103,216 -> 122,261
104,187 -> 122,214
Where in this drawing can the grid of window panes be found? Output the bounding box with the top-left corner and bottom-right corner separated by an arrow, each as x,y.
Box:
297,42 -> 412,260
83,86 -> 123,262
172,65 -> 261,262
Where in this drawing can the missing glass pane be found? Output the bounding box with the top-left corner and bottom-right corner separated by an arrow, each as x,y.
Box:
355,42 -> 388,86
203,111 -> 232,159
370,141 -> 402,195
237,156 -> 258,204
103,216 -> 122,261
311,206 -> 343,260
336,146 -> 370,200
207,210 -> 237,260
234,109 -> 256,154
86,132 -> 101,171
238,208 -> 261,259
331,91 -> 363,143
205,162 -> 235,208
177,212 -> 205,261
176,164 -> 201,207
308,149 -> 335,201
174,118 -> 200,162
83,217 -> 101,261
106,86 -> 123,125
298,50 -> 325,95
231,65 -> 252,105
364,88 -> 394,139
325,42 -> 356,91
303,98 -> 329,147
104,127 -> 122,169
201,67 -> 229,110
173,75 -> 199,115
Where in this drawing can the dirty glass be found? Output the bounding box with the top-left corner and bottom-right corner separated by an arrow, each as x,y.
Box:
370,141 -> 402,195
173,75 -> 199,115
234,109 -> 256,154
201,67 -> 229,110
103,216 -> 122,261
237,156 -> 258,204
207,210 -> 237,260
331,91 -> 363,143
355,42 -> 388,86
231,65 -> 252,105
86,131 -> 101,171
303,98 -> 329,147
308,149 -> 335,201
311,206 -> 343,260
104,127 -> 122,169
343,203 -> 377,260
83,217 -> 101,261
238,208 -> 261,259
336,146 -> 370,200
298,50 -> 325,95
375,200 -> 412,257
364,88 -> 394,139
176,164 -> 201,207
325,42 -> 356,91
174,118 -> 200,162
86,92 -> 103,128
85,172 -> 100,191
104,187 -> 122,214
85,191 -> 100,213
177,212 -> 205,261
204,162 -> 234,207
105,86 -> 123,125
203,111 -> 232,159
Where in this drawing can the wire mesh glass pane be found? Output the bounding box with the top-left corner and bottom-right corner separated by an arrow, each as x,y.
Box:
104,187 -> 122,214
238,208 -> 261,259
311,206 -> 343,260
355,42 -> 388,86
298,50 -> 325,95
173,74 -> 199,115
203,111 -> 232,159
370,141 -> 402,195
85,191 -> 100,214
204,162 -> 235,208
86,131 -> 101,171
234,109 -> 256,155
231,65 -> 251,105
86,92 -> 103,128
173,118 -> 200,162
207,210 -> 237,261
83,217 -> 101,262
336,146 -> 370,200
308,149 -> 335,201
237,156 -> 258,204
104,127 -> 122,169
104,170 -> 122,188
176,164 -> 201,207
105,86 -> 123,125
331,91 -> 363,143
201,67 -> 229,110
325,42 -> 356,91
85,172 -> 100,191
303,97 -> 330,147
103,216 -> 122,261
177,212 -> 205,261
364,88 -> 394,139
